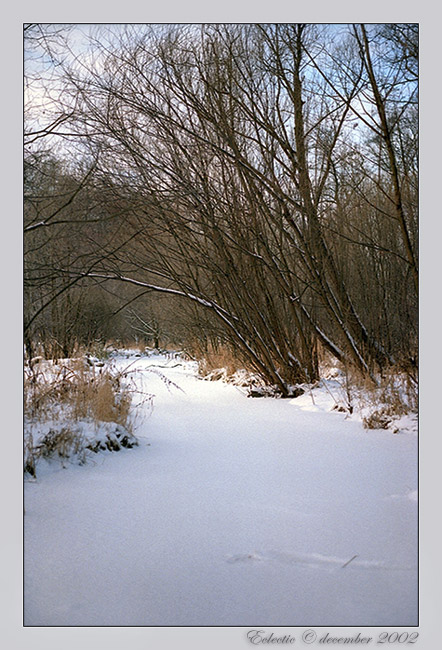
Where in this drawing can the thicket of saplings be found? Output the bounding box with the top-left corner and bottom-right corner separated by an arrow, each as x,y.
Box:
24,24 -> 418,469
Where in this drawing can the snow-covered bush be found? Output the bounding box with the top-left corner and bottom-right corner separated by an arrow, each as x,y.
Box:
323,362 -> 417,431
24,355 -> 145,476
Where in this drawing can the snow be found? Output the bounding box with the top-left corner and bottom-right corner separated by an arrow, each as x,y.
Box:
24,353 -> 417,626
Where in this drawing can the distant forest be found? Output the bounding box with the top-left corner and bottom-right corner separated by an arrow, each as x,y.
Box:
24,24 -> 418,394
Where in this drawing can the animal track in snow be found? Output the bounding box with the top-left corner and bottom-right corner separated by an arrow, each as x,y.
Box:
226,550 -> 414,572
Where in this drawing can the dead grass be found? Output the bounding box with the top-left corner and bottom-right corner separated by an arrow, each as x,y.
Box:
319,352 -> 417,429
356,366 -> 416,419
92,376 -> 132,425
196,343 -> 248,378
362,409 -> 392,430
24,356 -> 138,474
25,358 -> 134,429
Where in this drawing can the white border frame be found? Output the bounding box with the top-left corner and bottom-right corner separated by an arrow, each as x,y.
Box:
4,3 -> 440,649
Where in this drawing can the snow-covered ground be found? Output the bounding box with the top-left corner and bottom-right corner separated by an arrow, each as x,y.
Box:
24,353 -> 417,626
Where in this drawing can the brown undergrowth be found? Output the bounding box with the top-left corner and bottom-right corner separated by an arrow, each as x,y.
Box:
195,342 -> 417,429
195,342 -> 254,379
24,356 -> 143,476
319,354 -> 417,429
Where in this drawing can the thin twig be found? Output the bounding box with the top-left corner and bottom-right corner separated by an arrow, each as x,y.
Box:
341,554 -> 358,568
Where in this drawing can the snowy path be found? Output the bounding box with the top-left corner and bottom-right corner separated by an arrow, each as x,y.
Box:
24,355 -> 418,626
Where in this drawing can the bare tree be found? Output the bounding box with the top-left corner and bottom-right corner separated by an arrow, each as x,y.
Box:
24,23 -> 418,387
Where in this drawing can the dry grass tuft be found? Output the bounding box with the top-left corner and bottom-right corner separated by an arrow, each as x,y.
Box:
24,356 -> 140,475
24,359 -> 134,430
196,343 -> 247,378
92,376 -> 132,425
355,366 -> 416,419
319,349 -> 417,428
